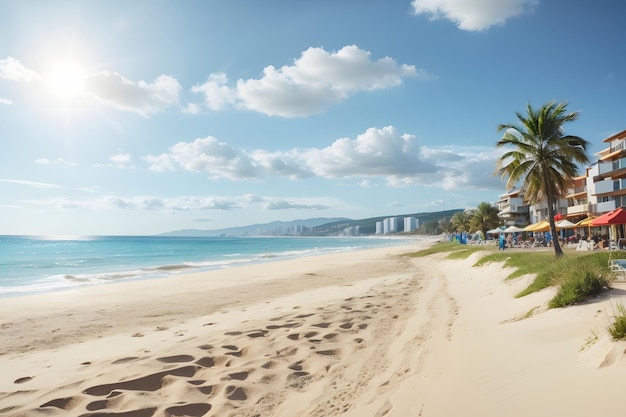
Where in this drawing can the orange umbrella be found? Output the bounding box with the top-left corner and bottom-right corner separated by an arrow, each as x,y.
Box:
592,208 -> 626,226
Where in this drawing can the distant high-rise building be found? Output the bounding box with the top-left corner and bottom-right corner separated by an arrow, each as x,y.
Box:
404,217 -> 418,232
376,221 -> 384,235
383,217 -> 398,234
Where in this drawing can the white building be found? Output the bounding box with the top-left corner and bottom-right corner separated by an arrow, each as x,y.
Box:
375,221 -> 384,235
404,217 -> 418,232
383,217 -> 398,234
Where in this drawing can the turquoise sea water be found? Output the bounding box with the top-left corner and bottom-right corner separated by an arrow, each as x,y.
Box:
0,235 -> 415,297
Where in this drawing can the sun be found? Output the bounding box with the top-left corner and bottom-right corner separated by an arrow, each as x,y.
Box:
44,60 -> 87,101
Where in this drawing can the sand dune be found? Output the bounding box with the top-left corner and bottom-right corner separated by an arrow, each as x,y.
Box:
2,241 -> 626,416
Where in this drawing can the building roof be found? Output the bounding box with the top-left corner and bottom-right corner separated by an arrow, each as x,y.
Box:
602,128 -> 626,143
599,148 -> 626,161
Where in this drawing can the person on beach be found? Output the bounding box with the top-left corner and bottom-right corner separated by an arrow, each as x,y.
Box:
499,233 -> 505,250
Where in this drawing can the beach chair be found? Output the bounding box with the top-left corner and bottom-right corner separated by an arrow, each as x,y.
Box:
609,260 -> 626,281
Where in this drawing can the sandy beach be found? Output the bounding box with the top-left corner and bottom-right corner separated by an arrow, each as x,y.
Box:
2,240 -> 626,417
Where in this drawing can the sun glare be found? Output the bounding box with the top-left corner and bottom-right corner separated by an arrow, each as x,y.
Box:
45,60 -> 87,101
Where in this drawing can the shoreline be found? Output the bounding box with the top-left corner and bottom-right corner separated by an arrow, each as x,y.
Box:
2,241 -> 626,416
0,235 -> 424,299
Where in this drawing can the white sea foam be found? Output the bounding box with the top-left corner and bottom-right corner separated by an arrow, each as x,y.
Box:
0,235 -> 419,297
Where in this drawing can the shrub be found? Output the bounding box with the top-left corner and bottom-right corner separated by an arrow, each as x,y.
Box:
607,303 -> 626,340
549,272 -> 610,308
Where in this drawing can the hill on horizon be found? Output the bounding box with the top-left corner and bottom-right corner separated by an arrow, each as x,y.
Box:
159,209 -> 463,236
159,217 -> 350,237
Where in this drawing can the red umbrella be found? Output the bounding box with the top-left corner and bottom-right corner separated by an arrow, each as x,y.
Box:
592,207 -> 626,226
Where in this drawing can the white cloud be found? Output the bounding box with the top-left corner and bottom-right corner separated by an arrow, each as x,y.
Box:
109,153 -> 133,168
191,72 -> 236,111
260,198 -> 330,210
191,45 -> 426,117
34,157 -> 77,166
144,137 -> 258,179
0,56 -> 182,117
0,97 -> 12,105
84,71 -> 182,117
182,102 -> 202,115
31,194 -> 336,213
144,126 -> 504,191
0,178 -> 62,189
411,0 -> 538,31
0,57 -> 41,82
2,46 -> 422,119
304,127 -> 433,178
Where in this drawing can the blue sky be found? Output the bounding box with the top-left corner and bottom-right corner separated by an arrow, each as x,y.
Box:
1,0 -> 625,235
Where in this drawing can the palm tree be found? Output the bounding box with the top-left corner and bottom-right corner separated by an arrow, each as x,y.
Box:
450,211 -> 471,233
470,201 -> 500,239
495,101 -> 590,256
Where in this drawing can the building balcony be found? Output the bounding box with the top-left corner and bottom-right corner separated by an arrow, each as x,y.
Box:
592,179 -> 616,196
565,187 -> 587,199
591,200 -> 617,214
566,203 -> 592,216
498,206 -> 529,215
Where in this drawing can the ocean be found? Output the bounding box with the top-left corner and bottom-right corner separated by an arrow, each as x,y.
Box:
0,235 -> 416,297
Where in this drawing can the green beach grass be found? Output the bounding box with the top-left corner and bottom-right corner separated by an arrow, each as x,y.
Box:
405,241 -> 617,308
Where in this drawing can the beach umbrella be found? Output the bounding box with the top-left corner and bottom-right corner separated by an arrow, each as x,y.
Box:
591,207 -> 626,226
591,208 -> 626,249
503,225 -> 525,233
525,220 -> 550,232
555,219 -> 577,229
575,216 -> 595,227
554,218 -> 577,241
575,216 -> 596,238
524,221 -> 541,231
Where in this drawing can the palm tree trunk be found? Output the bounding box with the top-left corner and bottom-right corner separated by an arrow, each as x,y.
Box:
545,191 -> 563,257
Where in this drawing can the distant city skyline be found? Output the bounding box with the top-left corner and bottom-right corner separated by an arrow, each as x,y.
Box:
2,1 -> 625,235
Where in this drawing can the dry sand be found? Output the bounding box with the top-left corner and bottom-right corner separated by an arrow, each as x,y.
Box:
1,240 -> 626,417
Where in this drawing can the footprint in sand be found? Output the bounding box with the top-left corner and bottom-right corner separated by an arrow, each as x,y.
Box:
197,385 -> 213,395
267,322 -> 300,330
222,345 -> 244,357
157,354 -> 195,363
83,366 -> 197,396
86,399 -> 108,411
316,349 -> 341,357
195,357 -> 215,368
39,397 -> 73,410
165,403 -> 212,417
14,376 -> 33,384
227,371 -> 249,381
225,386 -> 248,401
111,357 -> 140,365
